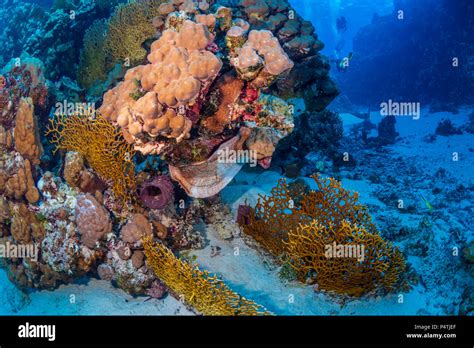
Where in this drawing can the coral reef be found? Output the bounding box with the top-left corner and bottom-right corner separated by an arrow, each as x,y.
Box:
63,151 -> 106,194
46,113 -> 136,204
143,235 -> 271,315
96,0 -> 337,197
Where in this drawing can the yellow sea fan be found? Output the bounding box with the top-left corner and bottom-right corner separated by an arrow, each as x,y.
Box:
46,113 -> 136,204
142,235 -> 272,316
285,219 -> 406,297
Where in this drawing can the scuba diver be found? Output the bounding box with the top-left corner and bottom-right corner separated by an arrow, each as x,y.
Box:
332,15 -> 352,72
331,52 -> 353,72
336,16 -> 347,33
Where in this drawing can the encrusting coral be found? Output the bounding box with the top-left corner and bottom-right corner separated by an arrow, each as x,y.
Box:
46,113 -> 136,204
239,174 -> 407,297
143,235 -> 272,315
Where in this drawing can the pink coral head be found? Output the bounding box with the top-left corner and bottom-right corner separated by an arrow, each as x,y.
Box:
240,86 -> 259,104
206,41 -> 219,53
139,175 -> 174,209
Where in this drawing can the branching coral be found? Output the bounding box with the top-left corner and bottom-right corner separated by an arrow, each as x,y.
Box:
143,235 -> 272,315
46,113 -> 136,204
300,174 -> 377,234
77,0 -> 165,89
285,220 -> 406,297
104,0 -> 164,69
239,174 -> 407,297
240,178 -> 301,256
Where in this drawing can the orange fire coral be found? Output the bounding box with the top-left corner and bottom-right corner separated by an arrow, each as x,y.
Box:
104,0 -> 164,69
46,113 -> 136,203
143,235 -> 272,315
240,178 -> 303,256
78,0 -> 165,90
285,220 -> 406,297
301,174 -> 377,234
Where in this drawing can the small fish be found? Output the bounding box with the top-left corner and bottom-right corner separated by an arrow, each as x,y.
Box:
420,193 -> 433,212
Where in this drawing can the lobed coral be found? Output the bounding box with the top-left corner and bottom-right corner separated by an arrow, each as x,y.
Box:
99,19 -> 223,155
143,235 -> 272,315
77,0 -> 166,91
46,113 -> 136,204
231,29 -> 294,88
139,175 -> 174,209
0,153 -> 40,204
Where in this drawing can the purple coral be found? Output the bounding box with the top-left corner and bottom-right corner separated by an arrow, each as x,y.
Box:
139,175 -> 174,209
236,204 -> 253,226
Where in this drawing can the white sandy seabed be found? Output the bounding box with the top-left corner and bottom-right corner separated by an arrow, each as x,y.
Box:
0,108 -> 471,315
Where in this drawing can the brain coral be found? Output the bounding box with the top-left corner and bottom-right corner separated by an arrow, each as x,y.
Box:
99,19 -> 222,155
